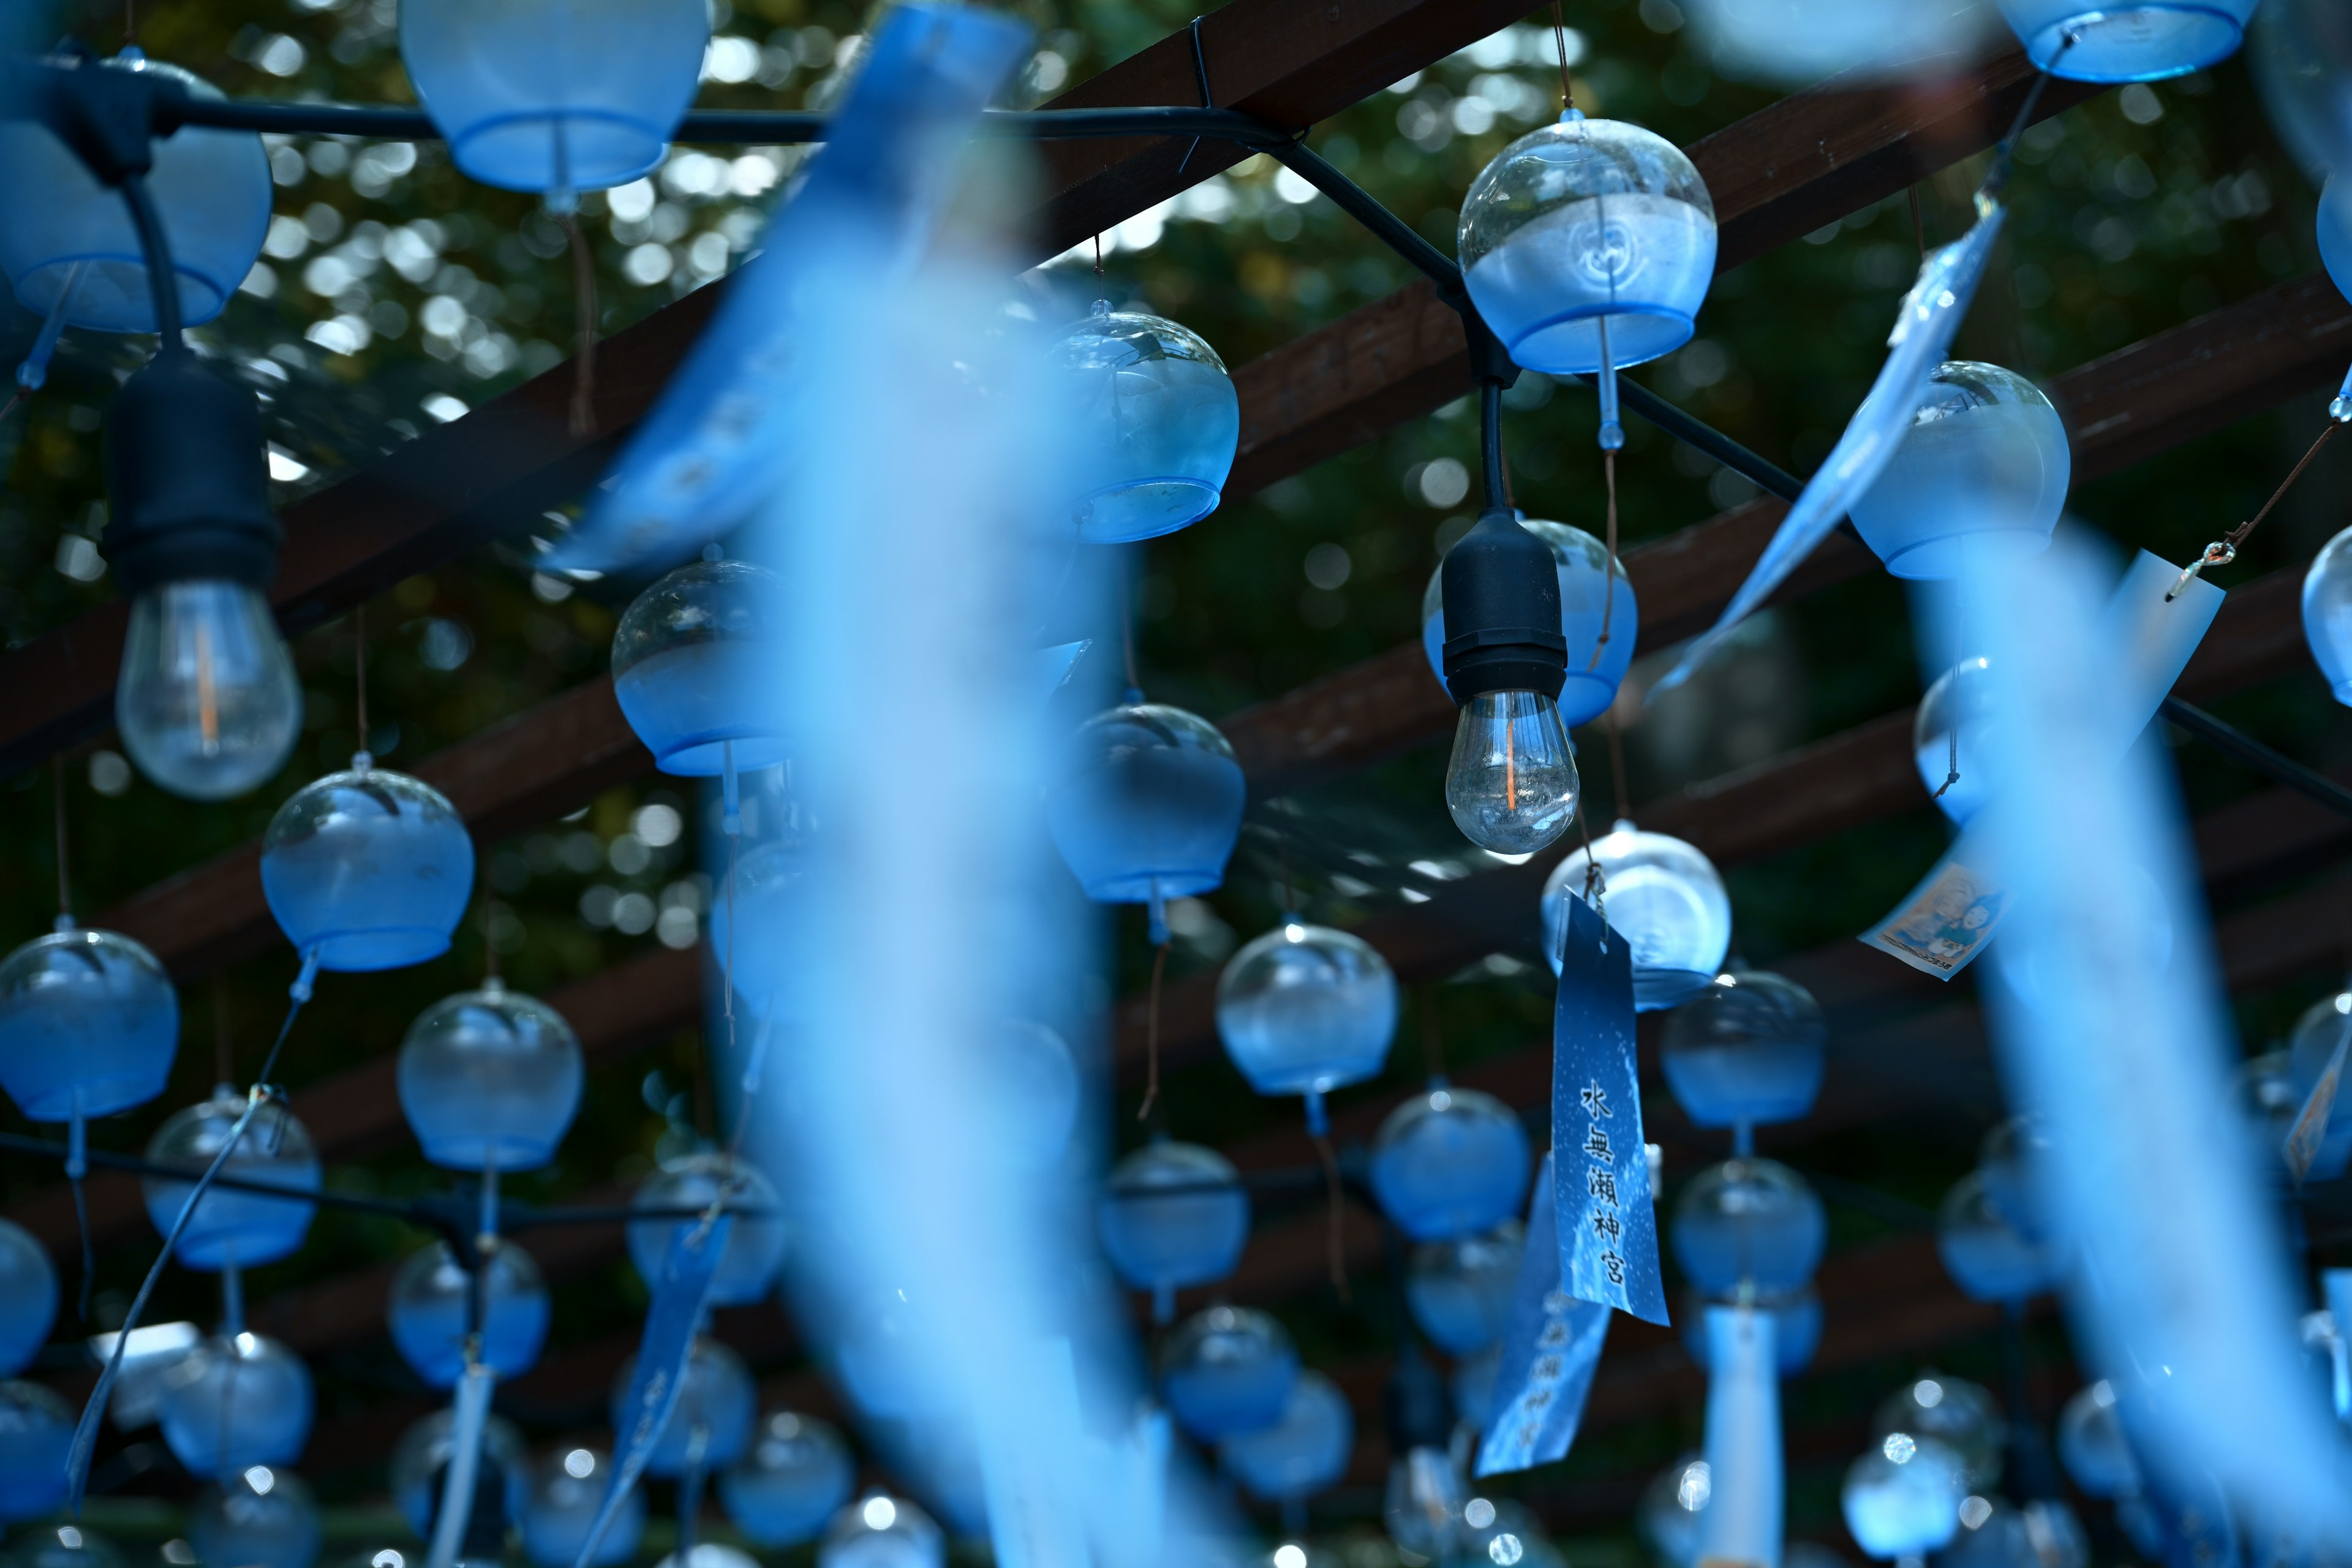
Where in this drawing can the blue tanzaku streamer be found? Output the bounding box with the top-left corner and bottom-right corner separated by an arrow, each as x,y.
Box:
1476,1151 -> 1611,1477
1694,1305 -> 1782,1568
572,1212 -> 734,1568
1551,895 -> 1669,1325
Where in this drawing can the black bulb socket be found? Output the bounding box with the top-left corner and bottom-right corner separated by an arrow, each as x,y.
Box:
103,352 -> 281,600
1439,505 -> 1566,706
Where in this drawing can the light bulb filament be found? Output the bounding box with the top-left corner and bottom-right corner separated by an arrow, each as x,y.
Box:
1505,712 -> 1517,812
195,612 -> 220,756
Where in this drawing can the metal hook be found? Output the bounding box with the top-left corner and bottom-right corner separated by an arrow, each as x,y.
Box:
1177,16 -> 1214,176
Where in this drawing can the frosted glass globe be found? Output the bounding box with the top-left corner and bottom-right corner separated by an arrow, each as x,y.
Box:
2303,526 -> 2352,706
0,1219 -> 55,1378
1218,1370 -> 1354,1502
1873,1374 -> 2004,1490
1158,1304 -> 1300,1442
260,763 -> 475,971
0,1382 -> 72,1522
0,925 -> 178,1121
1050,303 -> 1241,542
1047,703 -> 1246,904
1936,1169 -> 2057,1305
387,1239 -> 552,1387
189,1466 -> 320,1568
1978,1116 -> 2054,1243
1847,363 -> 2068,581
2056,1380 -> 2140,1498
720,1411 -> 855,1547
398,979 -> 584,1170
522,1447 -> 645,1568
143,1087 -> 320,1269
159,1332 -> 313,1477
1421,518 -> 1638,727
390,1407 -> 527,1538
2322,179 -> 2352,309
1913,656 -> 1999,824
1999,0 -> 2257,81
627,1151 -> 787,1306
1368,1084 -> 1531,1242
707,829 -> 809,1023
611,560 -> 790,777
1841,1433 -> 1967,1558
611,1336 -> 756,1476
1678,1286 -> 1820,1376
1636,1453 -> 1712,1568
1096,1139 -> 1250,1319
1669,1158 -> 1825,1295
1405,1221 -> 1524,1355
1545,821 -> 1731,1011
1659,969 -> 1824,1129
1460,113 -> 1717,375
1215,923 -> 1397,1117
819,1494 -> 944,1568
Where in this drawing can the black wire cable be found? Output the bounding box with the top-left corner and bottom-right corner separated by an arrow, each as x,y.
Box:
1479,382 -> 1507,511
117,173 -> 182,349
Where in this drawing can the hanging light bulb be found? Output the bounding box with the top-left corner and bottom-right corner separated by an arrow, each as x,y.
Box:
187,1465 -> 320,1568
1997,0 -> 2256,81
720,1411 -> 856,1548
0,1382 -> 74,1524
398,979 -> 584,1172
1218,1370 -> 1355,1508
387,1240 -> 552,1387
1847,363 -> 2070,581
1936,1169 -> 2057,1306
1404,1221 -> 1525,1356
1050,303 -> 1241,541
1421,516 -> 1638,727
1669,1158 -> 1826,1297
521,1447 -> 646,1568
609,1336 -> 758,1477
1215,922 -> 1398,1133
1545,821 -> 1731,1009
1435,508 -> 1579,855
390,1408 -> 528,1539
1659,970 -> 1825,1139
158,1331 -> 314,1477
1841,1431 -> 1968,1560
1873,1374 -> 2007,1493
142,1088 -> 321,1268
1158,1305 -> 1300,1443
1096,1136 -> 1251,1324
1046,700 -> 1246,943
1367,1083 -> 1531,1242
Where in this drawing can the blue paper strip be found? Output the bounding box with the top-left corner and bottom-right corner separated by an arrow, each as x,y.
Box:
1552,895 -> 1669,1325
1476,1150 -> 1611,1477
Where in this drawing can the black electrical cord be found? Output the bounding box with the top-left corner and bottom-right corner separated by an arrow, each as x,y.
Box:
117,173 -> 182,349
2160,696 -> 2352,821
1479,382 -> 1507,511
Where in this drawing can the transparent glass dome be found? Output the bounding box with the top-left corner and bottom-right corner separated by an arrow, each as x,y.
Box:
611,560 -> 791,777
1874,1374 -> 2004,1490
1659,969 -> 1825,1131
2252,0 -> 2352,185
1422,517 -> 1638,727
0,925 -> 178,1121
1047,701 -> 1246,907
522,1446 -> 646,1568
400,0 -> 707,195
2324,180 -> 2352,307
158,1331 -> 314,1477
0,54 -> 269,331
1677,1286 -> 1820,1376
2286,988 -> 2352,1179
1913,656 -> 1998,824
708,829 -> 809,1023
1368,1084 -> 1531,1242
390,1406 -> 527,1538
967,1019 -> 1082,1170
260,763 -> 475,972
2303,526 -> 2352,706
1669,1158 -> 1825,1295
0,1382 -> 72,1523
398,979 -> 584,1170
1405,1220 -> 1524,1355
0,1219 -> 56,1379
1049,303 -> 1241,542
611,1335 -> 756,1476
1936,1169 -> 2056,1305
189,1465 -> 318,1568
1977,1116 -> 2053,1243
1847,363 -> 2069,581
1158,1304 -> 1300,1442
2056,1380 -> 2141,1498
1636,1453 -> 1712,1568
627,1150 -> 787,1306
720,1411 -> 855,1547
818,1494 -> 945,1568
1999,0 -> 2257,81
386,1238 -> 552,1387
118,580 -> 304,804
142,1087 -> 321,1269
1096,1137 -> 1251,1321
1841,1433 -> 1967,1559
1218,1369 -> 1354,1502
1215,922 -> 1398,1122
1460,113 -> 1717,375
1545,821 -> 1731,1011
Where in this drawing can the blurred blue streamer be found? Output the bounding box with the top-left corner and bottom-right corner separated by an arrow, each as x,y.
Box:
1962,537 -> 2352,1540
1656,205 -> 2007,695
1552,896 -> 1669,1325
1694,1305 -> 1781,1568
1476,1151 -> 1611,1477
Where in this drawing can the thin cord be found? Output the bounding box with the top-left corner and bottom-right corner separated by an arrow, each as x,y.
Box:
1589,451 -> 1619,671
1093,233 -> 1106,305
1550,0 -> 1574,113
561,215 -> 598,439
353,605 -> 369,756
1933,606 -> 1963,801
1136,941 -> 1169,1123
1907,185 -> 1927,263
2169,422 -> 2344,600
1310,1129 -> 1349,1302
1980,34 -> 2073,202
123,0 -> 133,45
52,756 -> 69,922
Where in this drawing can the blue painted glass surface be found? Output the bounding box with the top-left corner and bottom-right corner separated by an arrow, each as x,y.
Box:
391,1408 -> 528,1539
1369,1084 -> 1532,1242
387,1240 -> 552,1387
0,1219 -> 56,1378
158,1332 -> 314,1477
0,926 -> 177,1122
1047,703 -> 1244,905
1405,1221 -> 1523,1355
0,1381 -> 71,1521
1659,970 -> 1825,1129
0,54 -> 268,331
1670,1158 -> 1825,1297
820,1494 -> 945,1568
2302,526 -> 2352,706
1422,518 -> 1638,727
1847,363 -> 2069,581
399,0 -> 706,195
1936,1169 -> 2056,1304
190,1465 -> 320,1568
1096,1138 -> 1250,1318
627,1152 -> 787,1308
521,1447 -> 646,1568
1215,922 -> 1397,1114
141,1089 -> 320,1269
1545,821 -> 1731,1011
2057,1381 -> 2141,1499
1841,1434 -> 1967,1558
1157,1305 -> 1299,1442
2321,183 -> 2352,304
1678,1286 -> 1820,1376
612,1336 -> 756,1477
398,979 -> 584,1171
1914,657 -> 1998,824
1218,1370 -> 1354,1502
260,763 -> 475,971
1999,0 -> 2256,81
1050,303 -> 1240,542
611,560 -> 793,776
721,1411 -> 855,1547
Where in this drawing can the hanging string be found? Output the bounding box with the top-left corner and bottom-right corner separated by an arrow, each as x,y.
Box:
1310,1128 -> 1349,1302
1980,33 -> 2074,203
1907,186 -> 1928,264
1589,451 -> 1620,671
1136,940 -> 1169,1123
2169,421 -> 2345,600
123,0 -> 134,47
1093,233 -> 1107,307
1548,0 -> 1574,114
562,216 -> 598,439
353,605 -> 371,762
1932,604 -> 1964,801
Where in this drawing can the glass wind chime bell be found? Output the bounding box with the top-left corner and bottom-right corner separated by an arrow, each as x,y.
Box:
627,1150 -> 788,1306
1158,1303 -> 1300,1443
1936,1169 -> 2057,1305
1546,821 -> 1732,1009
0,922 -> 178,1167
159,1330 -> 314,1477
1914,655 -> 1999,823
720,1411 -> 856,1547
1367,1082 -> 1531,1242
1046,699 -> 1246,944
1877,1373 -> 2006,1492
1670,1157 -> 1826,1298
1049,303 -> 1242,542
1215,921 -> 1398,1133
1422,517 -> 1639,728
1847,363 -> 2070,581
0,1383 -> 74,1523
189,1465 -> 320,1568
1842,1431 -> 1969,1561
391,1407 -> 529,1539
1096,1136 -> 1251,1323
612,557 -> 792,803
387,1240 -> 552,1386
1997,0 -> 2257,81
142,1087 -> 321,1268
2303,529 -> 2352,707
1659,969 -> 1825,1149
1405,1221 -> 1523,1356
820,1494 -> 945,1568
398,978 -> 584,1172
1218,1370 -> 1354,1512
2285,987 -> 2352,1180
260,761 -> 475,984
522,1446 -> 645,1568
611,1335 -> 758,1476
1678,1286 -> 1822,1377
0,1219 -> 57,1379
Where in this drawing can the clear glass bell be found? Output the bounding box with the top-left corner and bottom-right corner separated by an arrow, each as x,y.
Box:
1841,1432 -> 1967,1559
2235,1049 -> 2302,1175
1049,302 -> 1242,543
398,978 -> 584,1170
157,1331 -> 314,1477
1545,820 -> 1731,1010
1158,1303 -> 1300,1442
1215,922 -> 1398,1126
0,925 -> 178,1121
1873,1373 -> 2005,1491
1046,702 -> 1246,912
818,1493 -> 945,1568
1404,1219 -> 1525,1355
0,1525 -> 121,1568
1385,1440 -> 1471,1561
1659,969 -> 1826,1133
2325,178 -> 2352,317
0,1219 -> 55,1379
1998,0 -> 2257,81
1940,1497 -> 2089,1568
1913,655 -> 1997,824
1422,517 -> 1638,727
611,559 -> 791,777
1636,1452 -> 1712,1568
719,1411 -> 856,1548
188,1465 -> 319,1568
1668,1157 -> 1825,1295
1096,1137 -> 1251,1322
611,1335 -> 756,1476
2303,526 -> 2352,707
2056,1380 -> 2141,1498
1936,1169 -> 2056,1305
521,1446 -> 646,1568
1218,1370 -> 1354,1503
1368,1084 -> 1531,1242
0,1382 -> 74,1523
709,827 -> 810,1025
386,1238 -> 551,1387
260,762 -> 475,972
627,1150 -> 787,1306
1849,363 -> 2069,580
390,1406 -> 528,1539
1977,1115 -> 2054,1242
1678,1284 -> 1821,1376
142,1087 -> 320,1269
